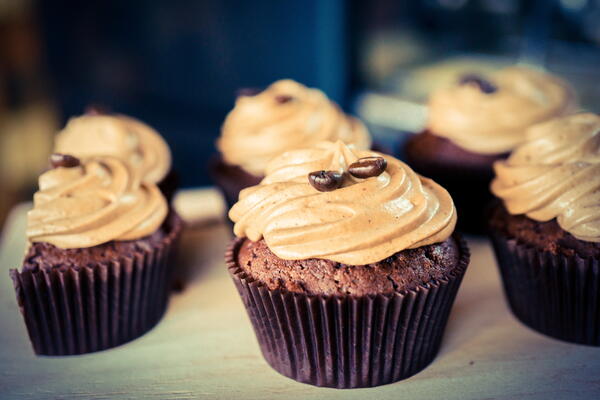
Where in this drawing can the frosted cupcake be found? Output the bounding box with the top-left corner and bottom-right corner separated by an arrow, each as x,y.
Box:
10,154 -> 182,355
489,113 -> 600,345
404,66 -> 575,232
212,79 -> 372,207
226,141 -> 469,387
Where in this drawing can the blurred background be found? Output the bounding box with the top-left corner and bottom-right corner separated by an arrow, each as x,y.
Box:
0,0 -> 599,227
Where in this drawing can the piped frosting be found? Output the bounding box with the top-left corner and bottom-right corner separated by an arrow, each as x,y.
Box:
55,114 -> 171,184
27,156 -> 168,248
427,66 -> 575,154
230,141 -> 456,264
217,80 -> 371,176
491,113 -> 600,243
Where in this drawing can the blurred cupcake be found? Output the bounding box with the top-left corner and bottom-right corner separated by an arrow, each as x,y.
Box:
489,113 -> 600,345
226,141 -> 469,388
54,110 -> 178,201
404,66 -> 575,233
10,154 -> 183,355
212,79 -> 372,208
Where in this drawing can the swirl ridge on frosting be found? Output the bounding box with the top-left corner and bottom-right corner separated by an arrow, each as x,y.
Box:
217,80 -> 372,176
55,114 -> 171,183
27,156 -> 168,248
230,141 -> 456,264
428,66 -> 575,154
491,113 -> 600,243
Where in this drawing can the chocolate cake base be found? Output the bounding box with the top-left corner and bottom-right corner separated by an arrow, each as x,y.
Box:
238,238 -> 461,296
10,212 -> 183,356
226,235 -> 470,388
404,131 -> 507,234
488,203 -> 600,346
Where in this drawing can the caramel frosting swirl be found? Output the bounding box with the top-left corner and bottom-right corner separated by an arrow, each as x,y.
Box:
217,79 -> 372,176
27,156 -> 168,248
428,66 -> 575,154
230,141 -> 456,264
491,113 -> 600,243
55,114 -> 171,183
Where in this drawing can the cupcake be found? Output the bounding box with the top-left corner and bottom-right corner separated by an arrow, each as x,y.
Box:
212,79 -> 372,208
226,141 -> 469,388
404,66 -> 575,233
489,113 -> 600,345
10,154 -> 183,355
54,110 -> 178,201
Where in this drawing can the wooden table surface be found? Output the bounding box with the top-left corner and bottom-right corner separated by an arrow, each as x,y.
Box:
1,189 -> 600,400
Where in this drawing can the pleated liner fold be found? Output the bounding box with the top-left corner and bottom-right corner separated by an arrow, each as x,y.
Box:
226,235 -> 470,388
10,213 -> 183,356
490,229 -> 600,346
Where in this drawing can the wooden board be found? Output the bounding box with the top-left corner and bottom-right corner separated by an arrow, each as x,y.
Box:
1,189 -> 600,400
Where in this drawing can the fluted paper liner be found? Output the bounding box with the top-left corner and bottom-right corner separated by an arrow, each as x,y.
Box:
10,212 -> 183,356
489,227 -> 600,346
226,235 -> 469,388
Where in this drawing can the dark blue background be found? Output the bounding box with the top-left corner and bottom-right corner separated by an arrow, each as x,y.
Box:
39,0 -> 348,187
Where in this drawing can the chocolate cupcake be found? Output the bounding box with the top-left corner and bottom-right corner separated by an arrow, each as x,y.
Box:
226,141 -> 469,388
53,110 -> 178,201
405,66 -> 575,233
489,113 -> 600,345
10,154 -> 183,355
212,79 -> 372,208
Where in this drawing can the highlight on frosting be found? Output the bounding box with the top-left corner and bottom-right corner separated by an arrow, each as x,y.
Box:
491,113 -> 600,243
54,114 -> 171,184
230,141 -> 457,264
27,156 -> 168,248
427,66 -> 575,154
217,79 -> 372,176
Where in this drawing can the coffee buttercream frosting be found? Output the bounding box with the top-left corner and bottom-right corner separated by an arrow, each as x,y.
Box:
218,80 -> 371,176
55,114 -> 171,183
492,113 -> 600,243
428,66 -> 575,154
230,141 -> 456,264
27,156 -> 168,248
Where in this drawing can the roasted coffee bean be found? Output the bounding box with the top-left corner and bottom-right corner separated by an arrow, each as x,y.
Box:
308,170 -> 343,192
459,74 -> 497,94
236,87 -> 262,97
275,94 -> 294,104
50,153 -> 80,169
348,156 -> 387,179
85,104 -> 108,115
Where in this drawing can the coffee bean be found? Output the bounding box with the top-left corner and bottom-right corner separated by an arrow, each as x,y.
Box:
236,87 -> 262,98
50,153 -> 81,169
275,94 -> 294,104
459,74 -> 497,94
308,170 -> 343,192
85,104 -> 109,115
348,156 -> 387,179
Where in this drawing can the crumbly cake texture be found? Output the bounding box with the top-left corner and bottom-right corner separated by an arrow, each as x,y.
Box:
237,237 -> 461,296
21,217 -> 176,272
489,203 -> 600,258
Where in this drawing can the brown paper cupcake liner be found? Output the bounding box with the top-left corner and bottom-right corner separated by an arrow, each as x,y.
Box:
489,227 -> 600,346
226,235 -> 470,388
9,212 -> 183,356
